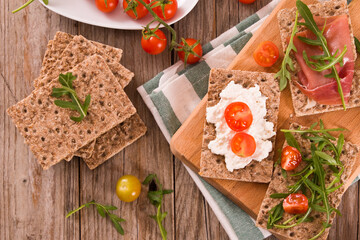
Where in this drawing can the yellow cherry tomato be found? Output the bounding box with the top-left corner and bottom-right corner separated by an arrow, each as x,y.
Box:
116,175 -> 141,202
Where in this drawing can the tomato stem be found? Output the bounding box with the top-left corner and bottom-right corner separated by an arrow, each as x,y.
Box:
12,0 -> 35,13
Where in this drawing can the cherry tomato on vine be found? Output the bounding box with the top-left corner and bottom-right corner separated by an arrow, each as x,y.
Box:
231,132 -> 256,157
116,175 -> 141,202
239,0 -> 256,4
224,102 -> 253,132
283,193 -> 309,214
253,41 -> 279,67
151,0 -> 178,20
177,38 -> 203,65
141,29 -> 167,55
95,0 -> 119,13
123,0 -> 150,20
281,146 -> 302,171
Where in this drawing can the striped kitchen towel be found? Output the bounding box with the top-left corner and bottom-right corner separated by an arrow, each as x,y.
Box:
137,0 -> 355,239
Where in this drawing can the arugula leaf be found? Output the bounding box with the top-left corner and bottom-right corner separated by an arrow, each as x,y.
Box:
52,73 -> 91,122
267,202 -> 284,229
275,10 -> 299,91
143,174 -> 173,240
355,37 -> 360,54
284,132 -> 301,152
66,200 -> 125,235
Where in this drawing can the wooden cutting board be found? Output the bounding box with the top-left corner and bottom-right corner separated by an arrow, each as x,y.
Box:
170,0 -> 360,220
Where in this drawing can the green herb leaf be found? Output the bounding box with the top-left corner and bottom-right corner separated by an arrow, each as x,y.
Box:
51,72 -> 91,122
270,193 -> 289,199
143,174 -> 173,240
284,132 -> 301,152
267,202 -> 284,229
66,200 -> 125,235
275,10 -> 299,91
315,151 -> 338,165
355,37 -> 360,54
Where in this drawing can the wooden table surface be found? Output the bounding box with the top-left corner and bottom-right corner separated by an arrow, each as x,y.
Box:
1,0 -> 359,239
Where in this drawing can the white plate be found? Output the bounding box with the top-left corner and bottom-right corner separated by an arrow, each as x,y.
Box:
39,0 -> 198,30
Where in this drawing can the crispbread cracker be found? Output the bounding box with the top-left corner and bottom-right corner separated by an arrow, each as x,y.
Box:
35,35 -> 134,89
40,31 -> 124,82
82,113 -> 147,169
74,140 -> 96,159
277,0 -> 359,116
7,55 -> 136,169
199,69 -> 280,183
256,123 -> 359,240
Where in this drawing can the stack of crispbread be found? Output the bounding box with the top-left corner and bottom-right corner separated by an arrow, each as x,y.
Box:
7,31 -> 147,170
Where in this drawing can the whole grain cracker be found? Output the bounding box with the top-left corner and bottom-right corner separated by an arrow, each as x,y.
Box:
82,113 -> 147,169
35,35 -> 133,89
256,123 -> 359,240
199,68 -> 280,183
277,0 -> 359,116
7,55 -> 136,169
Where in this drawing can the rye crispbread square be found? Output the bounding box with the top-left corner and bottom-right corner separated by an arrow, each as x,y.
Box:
40,32 -> 123,80
82,114 -> 147,169
256,123 -> 359,240
199,69 -> 280,183
35,34 -> 134,89
7,55 -> 136,169
277,0 -> 359,117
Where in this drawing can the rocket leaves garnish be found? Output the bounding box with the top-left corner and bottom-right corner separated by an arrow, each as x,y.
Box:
66,200 -> 126,235
12,0 -> 48,13
267,121 -> 346,240
52,72 -> 91,122
143,174 -> 173,240
275,10 -> 299,91
355,37 -> 360,54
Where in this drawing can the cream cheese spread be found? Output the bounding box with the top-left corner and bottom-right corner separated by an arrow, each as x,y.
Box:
206,81 -> 275,172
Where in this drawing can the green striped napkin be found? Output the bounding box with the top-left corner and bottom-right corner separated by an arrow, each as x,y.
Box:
137,0 -> 356,239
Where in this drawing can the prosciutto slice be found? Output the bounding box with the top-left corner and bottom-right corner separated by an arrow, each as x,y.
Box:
293,15 -> 355,105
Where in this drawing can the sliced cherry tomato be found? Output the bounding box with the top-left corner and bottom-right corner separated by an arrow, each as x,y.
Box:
95,0 -> 119,13
283,193 -> 309,214
177,38 -> 203,65
239,0 -> 256,4
231,132 -> 256,157
141,29 -> 167,55
116,175 -> 141,202
123,0 -> 149,20
281,146 -> 302,171
151,0 -> 178,20
224,102 -> 253,132
253,41 -> 279,67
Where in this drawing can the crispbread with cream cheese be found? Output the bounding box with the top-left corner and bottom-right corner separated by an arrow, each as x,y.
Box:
83,114 -> 147,170
35,34 -> 134,89
277,0 -> 360,116
199,68 -> 280,183
256,123 -> 359,240
7,55 -> 136,169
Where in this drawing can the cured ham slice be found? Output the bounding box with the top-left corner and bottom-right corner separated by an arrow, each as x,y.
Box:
293,15 -> 355,105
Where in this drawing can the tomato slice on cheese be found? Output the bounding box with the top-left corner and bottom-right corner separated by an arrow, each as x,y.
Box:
230,132 -> 256,157
224,102 -> 253,132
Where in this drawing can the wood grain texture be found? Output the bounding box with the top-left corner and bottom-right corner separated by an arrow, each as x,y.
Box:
1,0 -> 359,240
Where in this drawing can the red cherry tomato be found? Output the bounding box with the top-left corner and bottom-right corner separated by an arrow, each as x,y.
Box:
177,38 -> 203,65
224,102 -> 253,132
281,146 -> 302,171
151,0 -> 178,20
283,193 -> 309,214
239,0 -> 256,4
253,41 -> 279,67
141,29 -> 167,55
231,132 -> 256,157
95,0 -> 119,13
123,0 -> 149,19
